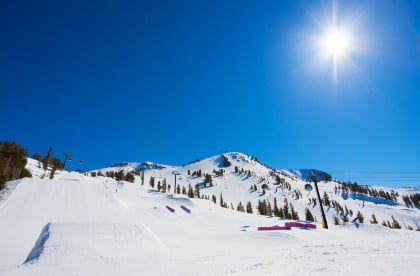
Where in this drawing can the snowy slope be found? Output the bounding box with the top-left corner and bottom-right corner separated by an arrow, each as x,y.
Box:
113,152 -> 419,229
0,155 -> 419,275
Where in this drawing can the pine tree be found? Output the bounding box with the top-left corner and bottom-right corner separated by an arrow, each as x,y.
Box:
194,184 -> 200,198
219,193 -> 224,207
266,200 -> 272,216
283,198 -> 291,219
212,195 -> 217,204
305,208 -> 314,222
391,216 -> 401,229
279,208 -> 284,218
323,192 -> 331,207
273,198 -> 281,217
290,203 -> 299,220
187,184 -> 194,198
221,154 -> 231,167
356,211 -> 364,223
0,141 -> 31,190
125,172 -> 135,183
42,147 -> 53,171
237,201 -> 245,212
257,200 -> 265,215
333,215 -> 340,225
32,153 -> 41,162
176,185 -> 181,194
342,213 -> 349,223
149,176 -> 155,188
370,214 -> 378,224
246,201 -> 253,214
204,174 -> 212,187
49,157 -> 63,179
161,179 -> 167,193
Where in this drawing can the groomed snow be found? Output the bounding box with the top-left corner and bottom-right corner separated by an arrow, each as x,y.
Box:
0,155 -> 419,275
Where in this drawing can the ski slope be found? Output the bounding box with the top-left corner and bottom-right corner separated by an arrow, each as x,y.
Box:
0,154 -> 419,275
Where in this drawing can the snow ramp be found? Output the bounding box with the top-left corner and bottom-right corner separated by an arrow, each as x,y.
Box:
18,222 -> 169,274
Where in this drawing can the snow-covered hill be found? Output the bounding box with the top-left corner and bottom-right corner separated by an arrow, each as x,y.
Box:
0,153 -> 419,275
95,152 -> 419,229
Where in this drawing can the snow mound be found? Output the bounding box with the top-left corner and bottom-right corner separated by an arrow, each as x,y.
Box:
23,223 -> 51,264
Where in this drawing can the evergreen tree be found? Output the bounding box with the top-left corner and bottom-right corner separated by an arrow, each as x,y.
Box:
42,147 -> 53,171
204,174 -> 212,187
356,211 -> 364,223
246,201 -> 253,214
219,193 -> 224,207
305,208 -> 314,222
194,184 -> 200,198
290,203 -> 299,220
0,141 -> 31,190
333,215 -> 340,225
266,200 -> 272,216
149,176 -> 155,188
32,153 -> 41,162
125,172 -> 135,183
49,157 -> 63,179
161,179 -> 167,193
221,154 -> 231,167
283,199 -> 291,219
370,214 -> 378,224
237,201 -> 245,212
176,185 -> 181,194
279,208 -> 284,218
273,197 -> 281,217
257,200 -> 266,215
323,192 -> 331,207
187,184 -> 194,198
212,194 -> 217,204
391,216 -> 401,229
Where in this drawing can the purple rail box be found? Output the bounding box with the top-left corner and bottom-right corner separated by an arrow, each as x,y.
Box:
180,205 -> 191,213
166,205 -> 175,213
285,222 -> 316,229
257,225 -> 291,231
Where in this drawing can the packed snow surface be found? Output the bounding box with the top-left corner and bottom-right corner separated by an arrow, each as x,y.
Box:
0,153 -> 419,275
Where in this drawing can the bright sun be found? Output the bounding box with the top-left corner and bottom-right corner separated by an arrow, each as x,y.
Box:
322,28 -> 351,58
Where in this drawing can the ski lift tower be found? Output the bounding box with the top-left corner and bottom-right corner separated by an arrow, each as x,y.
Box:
310,172 -> 329,229
172,171 -> 181,194
62,153 -> 72,170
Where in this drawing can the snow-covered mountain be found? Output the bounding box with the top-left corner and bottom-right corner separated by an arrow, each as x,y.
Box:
93,151 -> 419,229
0,152 -> 419,275
287,168 -> 332,182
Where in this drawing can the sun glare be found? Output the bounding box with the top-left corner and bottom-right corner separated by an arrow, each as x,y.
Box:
323,28 -> 350,58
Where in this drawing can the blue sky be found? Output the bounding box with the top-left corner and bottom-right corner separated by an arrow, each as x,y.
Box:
1,1 -> 419,187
